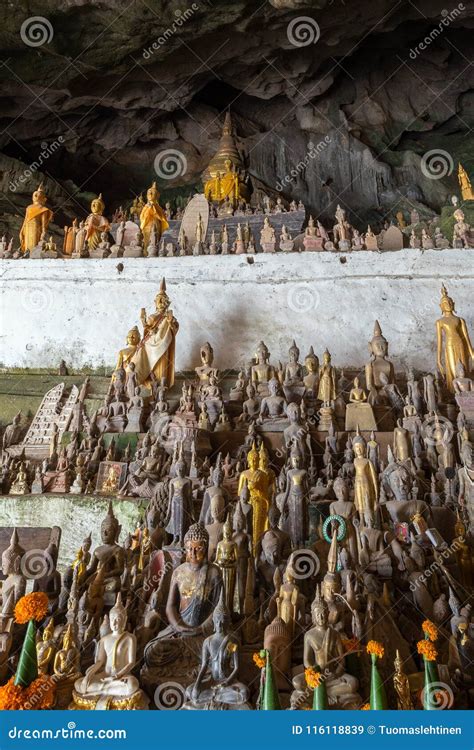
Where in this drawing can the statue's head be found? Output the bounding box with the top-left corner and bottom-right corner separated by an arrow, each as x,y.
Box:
239,478 -> 250,503
101,502 -> 120,544
453,208 -> 465,222
304,347 -> 318,373
290,444 -> 301,470
184,523 -> 208,566
43,619 -> 55,641
210,492 -> 225,523
63,624 -> 74,650
1,529 -> 24,576
383,463 -> 412,502
233,501 -> 245,532
333,476 -> 349,503
322,348 -> 331,365
90,194 -> 105,215
259,443 -> 269,470
369,320 -> 388,357
200,342 -> 213,366
352,435 -> 366,458
109,593 -> 127,634
255,341 -> 269,364
246,383 -> 256,399
268,377 -> 279,396
126,326 -> 141,347
247,442 -> 259,471
147,181 -> 159,203
32,183 -> 47,205
311,586 -> 328,626
439,284 -> 455,314
213,590 -> 231,633
322,572 -> 341,601
212,466 -> 223,486
154,277 -> 170,313
261,530 -> 281,565
175,459 -> 186,478
287,402 -> 299,425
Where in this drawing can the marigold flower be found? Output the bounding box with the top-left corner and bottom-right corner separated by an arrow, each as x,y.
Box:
366,640 -> 384,659
422,619 -> 438,642
417,639 -> 437,661
14,592 -> 49,624
253,652 -> 265,669
305,668 -> 322,689
360,703 -> 371,710
0,675 -> 55,710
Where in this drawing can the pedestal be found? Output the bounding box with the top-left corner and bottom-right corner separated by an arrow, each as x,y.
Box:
303,236 -> 323,251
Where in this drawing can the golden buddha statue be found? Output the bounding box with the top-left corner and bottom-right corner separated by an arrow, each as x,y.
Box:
116,326 -> 141,370
85,194 -> 109,251
436,284 -> 473,392
458,163 -> 474,201
37,619 -> 56,674
393,650 -> 413,709
53,624 -> 80,679
259,443 -> 276,502
317,348 -> 337,403
129,278 -> 179,387
215,515 -> 238,613
202,112 -> 249,206
139,182 -> 169,252
353,433 -> 378,525
19,183 -> 53,252
237,442 -> 270,555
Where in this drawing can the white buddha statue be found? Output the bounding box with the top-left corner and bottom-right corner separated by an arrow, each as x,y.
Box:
73,593 -> 148,709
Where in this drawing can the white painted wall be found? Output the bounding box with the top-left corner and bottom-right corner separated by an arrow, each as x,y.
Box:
0,249 -> 472,375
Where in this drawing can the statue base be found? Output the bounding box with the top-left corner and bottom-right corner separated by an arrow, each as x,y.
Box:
109,245 -> 124,258
122,246 -> 143,258
345,403 -> 377,431
455,391 -> 474,427
303,236 -> 323,251
70,688 -> 149,710
89,248 -> 111,259
54,674 -> 82,709
234,240 -> 246,254
261,242 -> 276,253
182,699 -> 251,710
279,239 -> 295,252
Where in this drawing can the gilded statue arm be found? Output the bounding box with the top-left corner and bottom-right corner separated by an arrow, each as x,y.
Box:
460,318 -> 474,361
369,460 -> 379,504
436,320 -> 444,376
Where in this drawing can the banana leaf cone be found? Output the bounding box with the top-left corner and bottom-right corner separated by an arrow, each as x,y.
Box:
369,654 -> 387,710
423,658 -> 437,710
14,620 -> 38,688
261,650 -> 281,710
312,679 -> 328,710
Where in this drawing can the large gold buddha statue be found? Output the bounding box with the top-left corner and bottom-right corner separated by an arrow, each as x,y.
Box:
19,183 -> 53,252
203,112 -> 250,207
139,181 -> 169,251
130,278 -> 179,387
85,193 -> 109,251
436,284 -> 473,392
458,163 -> 474,201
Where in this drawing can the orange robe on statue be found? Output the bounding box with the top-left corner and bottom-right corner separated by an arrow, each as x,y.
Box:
19,205 -> 53,252
131,312 -> 178,387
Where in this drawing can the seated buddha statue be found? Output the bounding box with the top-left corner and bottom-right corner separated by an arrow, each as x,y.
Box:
84,194 -> 109,251
283,340 -> 304,386
116,327 -> 141,371
195,342 -> 215,391
202,112 -> 249,208
19,183 -> 53,253
139,182 -> 169,252
73,593 -> 148,710
258,377 -> 288,428
251,340 -> 275,395
184,593 -> 249,709
365,320 -> 395,396
142,523 -> 222,681
84,503 -> 125,599
291,587 -> 360,708
345,377 -> 377,431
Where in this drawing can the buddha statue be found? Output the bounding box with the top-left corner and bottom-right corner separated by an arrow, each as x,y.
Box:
19,183 -> 53,252
165,456 -> 194,547
202,112 -> 249,207
200,460 -> 229,526
317,349 -> 337,404
85,502 -> 125,598
291,586 -> 360,708
238,442 -> 270,556
458,162 -> 474,201
333,204 -> 352,249
453,361 -> 472,393
215,515 -> 238,613
353,433 -> 378,525
279,444 -> 309,548
37,619 -> 57,675
303,346 -> 319,392
436,284 -> 473,392
2,412 -> 22,450
195,342 -> 215,390
275,557 -> 306,637
345,377 -> 377,431
84,194 -> 109,251
115,326 -> 141,372
251,341 -> 275,395
452,208 -> 473,248
365,320 -> 395,394
1,529 -> 26,611
73,593 -> 148,710
258,377 -> 288,427
9,461 -> 29,495
139,182 -> 169,252
143,523 -> 222,673
131,278 -> 179,387
185,593 -> 249,709
284,340 -> 304,386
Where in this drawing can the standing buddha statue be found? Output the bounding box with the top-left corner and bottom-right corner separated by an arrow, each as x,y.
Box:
436,284 -> 473,392
85,194 -> 110,251
238,442 -> 270,556
215,515 -> 238,613
139,182 -> 169,252
458,163 -> 474,201
317,349 -> 337,403
19,183 -> 53,252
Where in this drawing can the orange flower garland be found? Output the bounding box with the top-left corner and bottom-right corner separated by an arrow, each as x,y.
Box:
14,592 -> 49,624
360,703 -> 371,710
417,639 -> 437,661
305,668 -> 322,689
253,651 -> 265,669
366,640 -> 384,659
422,619 -> 438,642
0,675 -> 55,710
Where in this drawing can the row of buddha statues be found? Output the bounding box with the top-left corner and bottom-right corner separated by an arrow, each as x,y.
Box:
0,399 -> 473,710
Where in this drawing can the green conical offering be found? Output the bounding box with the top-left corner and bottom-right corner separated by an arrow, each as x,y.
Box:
261,650 -> 281,710
312,679 -> 328,710
423,659 -> 436,710
14,620 -> 38,688
369,654 -> 387,710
